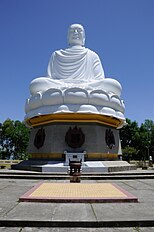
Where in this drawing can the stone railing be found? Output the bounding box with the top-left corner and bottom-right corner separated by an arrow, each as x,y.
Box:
0,160 -> 22,169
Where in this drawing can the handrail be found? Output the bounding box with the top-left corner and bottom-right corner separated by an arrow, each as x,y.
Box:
0,160 -> 22,164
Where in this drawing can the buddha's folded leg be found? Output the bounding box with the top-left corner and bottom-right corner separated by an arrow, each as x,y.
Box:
29,77 -> 67,95
88,78 -> 122,97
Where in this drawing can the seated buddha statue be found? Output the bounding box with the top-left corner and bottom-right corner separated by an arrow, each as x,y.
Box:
30,24 -> 122,97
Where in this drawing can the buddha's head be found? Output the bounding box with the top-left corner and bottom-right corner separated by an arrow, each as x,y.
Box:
67,24 -> 85,47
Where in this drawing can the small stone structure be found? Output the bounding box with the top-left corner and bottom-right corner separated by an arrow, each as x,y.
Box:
64,151 -> 86,166
69,160 -> 82,182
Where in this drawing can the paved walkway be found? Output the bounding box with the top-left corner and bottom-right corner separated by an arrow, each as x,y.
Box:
0,170 -> 154,231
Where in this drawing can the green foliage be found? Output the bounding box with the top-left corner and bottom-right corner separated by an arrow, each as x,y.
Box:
120,118 -> 140,149
0,119 -> 30,160
122,146 -> 139,161
120,118 -> 154,161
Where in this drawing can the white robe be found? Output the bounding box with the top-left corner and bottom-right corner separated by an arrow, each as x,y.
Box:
47,46 -> 105,82
30,46 -> 121,97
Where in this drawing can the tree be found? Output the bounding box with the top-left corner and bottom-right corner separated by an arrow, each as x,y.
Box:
120,118 -> 154,161
122,146 -> 139,162
12,120 -> 30,159
139,119 -> 154,160
0,119 -> 30,160
0,119 -> 14,159
120,118 -> 140,149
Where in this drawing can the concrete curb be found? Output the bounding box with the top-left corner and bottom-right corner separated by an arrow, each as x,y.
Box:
1,174 -> 154,180
0,219 -> 154,228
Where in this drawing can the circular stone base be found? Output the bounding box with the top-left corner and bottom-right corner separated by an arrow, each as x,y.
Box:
26,113 -> 123,128
27,120 -> 122,161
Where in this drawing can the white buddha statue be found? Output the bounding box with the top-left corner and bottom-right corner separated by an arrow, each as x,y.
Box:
30,24 -> 122,97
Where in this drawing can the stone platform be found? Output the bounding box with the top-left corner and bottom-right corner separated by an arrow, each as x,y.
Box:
12,160 -> 136,173
19,182 -> 138,203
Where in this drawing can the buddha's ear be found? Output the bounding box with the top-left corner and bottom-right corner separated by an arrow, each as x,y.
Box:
82,36 -> 85,46
80,25 -> 85,46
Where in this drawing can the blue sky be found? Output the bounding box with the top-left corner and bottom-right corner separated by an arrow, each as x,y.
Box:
0,0 -> 154,125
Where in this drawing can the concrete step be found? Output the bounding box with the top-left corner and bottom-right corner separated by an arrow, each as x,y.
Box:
1,173 -> 154,180
11,160 -> 137,173
0,219 -> 154,228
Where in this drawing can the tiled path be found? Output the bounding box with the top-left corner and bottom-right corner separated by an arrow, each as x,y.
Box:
20,182 -> 138,203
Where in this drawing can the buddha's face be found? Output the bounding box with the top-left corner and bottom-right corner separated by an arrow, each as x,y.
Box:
68,24 -> 85,46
